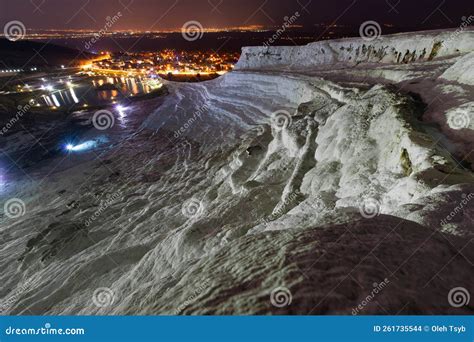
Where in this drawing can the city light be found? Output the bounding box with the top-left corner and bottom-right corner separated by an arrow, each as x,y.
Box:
83,49 -> 238,78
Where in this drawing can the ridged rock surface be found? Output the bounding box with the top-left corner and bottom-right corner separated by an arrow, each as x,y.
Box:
0,29 -> 473,315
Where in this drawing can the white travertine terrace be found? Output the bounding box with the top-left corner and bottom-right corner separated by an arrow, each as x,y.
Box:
0,29 -> 473,315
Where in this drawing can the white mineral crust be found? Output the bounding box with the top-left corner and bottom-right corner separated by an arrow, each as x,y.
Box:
0,29 -> 473,315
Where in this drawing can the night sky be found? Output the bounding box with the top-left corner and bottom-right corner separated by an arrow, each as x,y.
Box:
0,0 -> 472,31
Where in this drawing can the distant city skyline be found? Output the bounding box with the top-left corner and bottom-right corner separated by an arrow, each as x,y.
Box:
0,0 -> 472,32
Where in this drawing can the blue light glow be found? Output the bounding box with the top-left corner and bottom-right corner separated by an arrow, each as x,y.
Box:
0,170 -> 5,190
65,140 -> 97,152
116,105 -> 127,117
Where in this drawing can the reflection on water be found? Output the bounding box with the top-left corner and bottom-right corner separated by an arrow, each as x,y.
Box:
37,75 -> 161,108
97,89 -> 119,101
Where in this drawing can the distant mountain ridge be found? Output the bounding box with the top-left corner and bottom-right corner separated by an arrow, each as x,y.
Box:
0,39 -> 93,69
